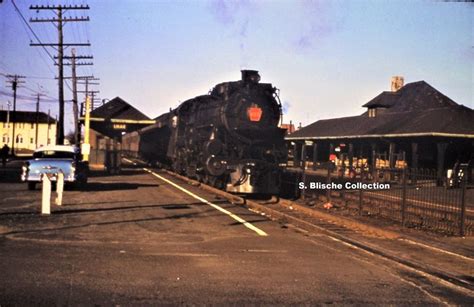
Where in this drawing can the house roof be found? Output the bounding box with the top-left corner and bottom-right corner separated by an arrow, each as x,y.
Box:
90,97 -> 152,122
0,110 -> 56,124
288,81 -> 474,140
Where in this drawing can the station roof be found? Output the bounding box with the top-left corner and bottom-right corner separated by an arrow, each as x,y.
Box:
88,96 -> 154,124
287,81 -> 474,140
80,97 -> 155,138
0,110 -> 56,124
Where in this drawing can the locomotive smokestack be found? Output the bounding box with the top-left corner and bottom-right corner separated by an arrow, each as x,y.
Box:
241,70 -> 260,84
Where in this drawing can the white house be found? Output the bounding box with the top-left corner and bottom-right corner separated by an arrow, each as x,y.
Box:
0,110 -> 57,152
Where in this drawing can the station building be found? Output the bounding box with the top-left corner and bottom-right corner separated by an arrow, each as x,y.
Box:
0,110 -> 57,153
286,78 -> 474,182
79,96 -> 155,170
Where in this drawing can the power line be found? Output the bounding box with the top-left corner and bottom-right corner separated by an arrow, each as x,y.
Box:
11,0 -> 55,62
29,3 -> 91,145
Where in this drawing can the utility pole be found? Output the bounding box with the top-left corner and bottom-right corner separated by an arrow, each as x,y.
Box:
33,93 -> 48,148
77,77 -> 99,140
35,94 -> 40,148
67,52 -> 93,144
71,49 -> 78,145
30,4 -> 90,145
56,52 -> 94,144
6,75 -> 26,155
47,109 -> 51,145
6,101 -> 11,129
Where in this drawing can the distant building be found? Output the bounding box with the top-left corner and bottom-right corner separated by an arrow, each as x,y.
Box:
0,110 -> 57,152
280,122 -> 296,135
286,79 -> 474,181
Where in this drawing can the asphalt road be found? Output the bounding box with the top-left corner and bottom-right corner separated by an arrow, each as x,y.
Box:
0,169 -> 471,305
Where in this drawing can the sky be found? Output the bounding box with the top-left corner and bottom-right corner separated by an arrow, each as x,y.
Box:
0,0 -> 472,134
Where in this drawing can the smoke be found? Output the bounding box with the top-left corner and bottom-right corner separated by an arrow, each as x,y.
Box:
293,0 -> 340,51
208,0 -> 251,25
208,0 -> 253,67
282,100 -> 291,115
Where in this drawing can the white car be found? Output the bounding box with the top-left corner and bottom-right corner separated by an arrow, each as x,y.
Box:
21,145 -> 89,190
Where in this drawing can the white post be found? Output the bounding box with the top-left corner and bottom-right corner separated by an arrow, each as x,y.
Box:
41,174 -> 51,215
55,171 -> 64,206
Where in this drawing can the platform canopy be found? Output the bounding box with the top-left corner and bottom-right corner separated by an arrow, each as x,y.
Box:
80,96 -> 155,138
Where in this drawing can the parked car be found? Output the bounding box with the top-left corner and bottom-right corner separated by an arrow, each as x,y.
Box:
21,145 -> 89,190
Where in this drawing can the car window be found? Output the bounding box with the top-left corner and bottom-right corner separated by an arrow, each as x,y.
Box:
33,150 -> 76,159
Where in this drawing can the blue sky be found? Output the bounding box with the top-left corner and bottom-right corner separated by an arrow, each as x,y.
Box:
0,0 -> 472,133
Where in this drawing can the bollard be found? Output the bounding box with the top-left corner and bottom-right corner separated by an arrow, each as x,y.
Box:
41,174 -> 51,215
55,171 -> 64,206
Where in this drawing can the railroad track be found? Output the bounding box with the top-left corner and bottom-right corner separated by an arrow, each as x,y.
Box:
123,158 -> 474,297
164,171 -> 474,295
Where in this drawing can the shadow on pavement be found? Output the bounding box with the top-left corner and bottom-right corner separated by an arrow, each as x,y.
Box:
0,201 -> 228,217
0,169 -> 21,183
80,182 -> 159,191
1,205 -> 226,236
88,168 -> 146,178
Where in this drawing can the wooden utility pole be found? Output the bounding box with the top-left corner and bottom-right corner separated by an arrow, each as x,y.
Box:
46,109 -> 51,145
71,49 -> 78,144
35,93 -> 40,148
60,53 -> 94,143
30,4 -> 90,145
6,75 -> 26,155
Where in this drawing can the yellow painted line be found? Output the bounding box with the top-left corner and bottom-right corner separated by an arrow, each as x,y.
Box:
143,168 -> 268,237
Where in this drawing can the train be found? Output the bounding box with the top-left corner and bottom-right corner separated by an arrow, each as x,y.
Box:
122,70 -> 288,195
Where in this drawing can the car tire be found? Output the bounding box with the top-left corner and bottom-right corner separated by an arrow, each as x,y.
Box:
28,182 -> 36,190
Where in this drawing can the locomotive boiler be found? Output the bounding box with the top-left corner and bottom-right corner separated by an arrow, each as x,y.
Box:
169,70 -> 287,194
128,70 -> 288,195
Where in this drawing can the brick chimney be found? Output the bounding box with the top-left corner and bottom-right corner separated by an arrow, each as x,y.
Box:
391,76 -> 404,92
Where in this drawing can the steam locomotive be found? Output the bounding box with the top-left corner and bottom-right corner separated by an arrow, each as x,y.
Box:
123,70 -> 288,195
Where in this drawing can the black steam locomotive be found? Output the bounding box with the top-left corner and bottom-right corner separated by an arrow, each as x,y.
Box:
123,70 -> 287,195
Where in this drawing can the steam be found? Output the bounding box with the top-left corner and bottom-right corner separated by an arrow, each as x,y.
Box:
282,100 -> 291,115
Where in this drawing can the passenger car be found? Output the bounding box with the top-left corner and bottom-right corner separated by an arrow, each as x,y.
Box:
21,145 -> 89,190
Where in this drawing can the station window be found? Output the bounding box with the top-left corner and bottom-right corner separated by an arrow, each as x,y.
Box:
30,138 -> 34,144
47,138 -> 51,145
2,134 -> 8,143
16,134 -> 23,144
368,108 -> 377,118
31,123 -> 34,129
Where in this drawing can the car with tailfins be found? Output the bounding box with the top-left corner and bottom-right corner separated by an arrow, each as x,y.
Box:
21,145 -> 89,190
